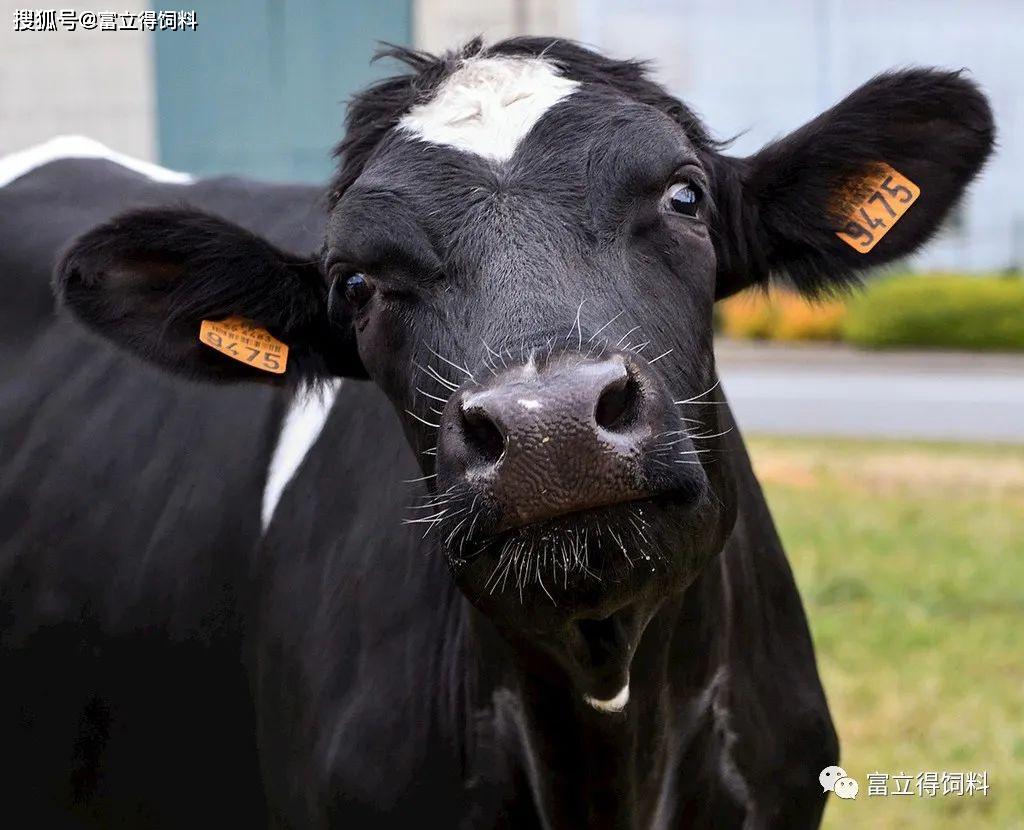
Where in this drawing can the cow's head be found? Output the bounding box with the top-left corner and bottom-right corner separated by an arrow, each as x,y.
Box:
56,38 -> 993,707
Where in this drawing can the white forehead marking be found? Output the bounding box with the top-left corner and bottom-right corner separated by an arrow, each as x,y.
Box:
262,382 -> 341,530
0,135 -> 194,188
397,56 -> 580,162
584,683 -> 630,714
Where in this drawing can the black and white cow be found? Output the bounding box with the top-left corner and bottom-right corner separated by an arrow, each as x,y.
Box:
0,38 -> 993,829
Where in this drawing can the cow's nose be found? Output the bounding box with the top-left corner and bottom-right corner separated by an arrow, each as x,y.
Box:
440,354 -> 661,529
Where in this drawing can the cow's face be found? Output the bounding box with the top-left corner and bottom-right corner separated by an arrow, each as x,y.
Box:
322,58 -> 732,695
57,39 -> 992,706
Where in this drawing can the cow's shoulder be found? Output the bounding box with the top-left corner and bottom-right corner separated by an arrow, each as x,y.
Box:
0,314 -> 286,640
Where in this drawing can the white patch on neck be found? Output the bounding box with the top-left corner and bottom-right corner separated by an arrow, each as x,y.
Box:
0,135 -> 194,188
261,382 -> 341,529
397,56 -> 580,162
584,682 -> 630,714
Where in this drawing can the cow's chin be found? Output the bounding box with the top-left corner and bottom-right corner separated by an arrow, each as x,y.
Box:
446,492 -> 719,703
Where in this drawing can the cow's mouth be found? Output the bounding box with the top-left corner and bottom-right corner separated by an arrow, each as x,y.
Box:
446,485 -> 704,605
444,485 -> 715,710
570,605 -> 645,707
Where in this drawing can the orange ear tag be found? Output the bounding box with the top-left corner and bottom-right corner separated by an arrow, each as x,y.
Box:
199,317 -> 288,374
835,164 -> 920,253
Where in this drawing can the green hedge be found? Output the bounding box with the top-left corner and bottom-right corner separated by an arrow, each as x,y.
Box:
843,273 -> 1024,351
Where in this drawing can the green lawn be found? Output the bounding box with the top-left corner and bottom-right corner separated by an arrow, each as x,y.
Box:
746,437 -> 1024,830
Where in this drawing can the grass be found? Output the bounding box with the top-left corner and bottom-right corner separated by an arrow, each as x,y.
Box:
746,436 -> 1024,829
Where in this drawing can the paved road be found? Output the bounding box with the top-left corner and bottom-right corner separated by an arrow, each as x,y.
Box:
715,340 -> 1024,443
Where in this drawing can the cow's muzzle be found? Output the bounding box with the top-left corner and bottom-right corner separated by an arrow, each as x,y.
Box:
437,351 -> 691,531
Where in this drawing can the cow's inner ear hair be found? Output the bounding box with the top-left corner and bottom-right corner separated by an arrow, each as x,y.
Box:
54,207 -> 366,385
707,67 -> 995,302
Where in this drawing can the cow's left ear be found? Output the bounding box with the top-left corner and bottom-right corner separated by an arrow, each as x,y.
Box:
55,208 -> 366,384
708,69 -> 995,300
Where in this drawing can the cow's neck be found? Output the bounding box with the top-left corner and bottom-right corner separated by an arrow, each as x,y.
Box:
464,563 -> 727,829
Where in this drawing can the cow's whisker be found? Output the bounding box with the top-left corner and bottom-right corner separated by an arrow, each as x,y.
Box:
566,298 -> 587,349
405,409 -> 441,429
674,379 -> 722,405
402,509 -> 451,524
414,360 -> 459,392
428,346 -> 476,383
416,387 -> 449,404
615,325 -> 641,347
480,337 -> 504,374
588,310 -> 624,343
585,336 -> 606,360
444,515 -> 471,547
689,428 -> 734,441
402,473 -> 437,484
407,498 -> 454,510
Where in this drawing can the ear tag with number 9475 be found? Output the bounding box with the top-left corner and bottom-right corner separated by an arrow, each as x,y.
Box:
835,164 -> 920,253
199,317 -> 288,374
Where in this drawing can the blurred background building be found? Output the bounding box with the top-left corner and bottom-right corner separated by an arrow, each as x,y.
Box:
2,0 -> 1021,271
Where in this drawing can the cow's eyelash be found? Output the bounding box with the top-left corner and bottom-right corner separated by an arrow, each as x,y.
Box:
324,254 -> 362,278
667,164 -> 707,190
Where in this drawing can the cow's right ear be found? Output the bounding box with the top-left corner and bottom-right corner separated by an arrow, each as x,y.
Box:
706,69 -> 994,300
54,208 -> 366,384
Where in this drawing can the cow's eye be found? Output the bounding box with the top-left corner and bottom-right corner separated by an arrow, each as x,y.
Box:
664,181 -> 702,217
343,272 -> 375,310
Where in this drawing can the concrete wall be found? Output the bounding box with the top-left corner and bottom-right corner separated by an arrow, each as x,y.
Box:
414,0 -> 578,54
0,0 -> 156,160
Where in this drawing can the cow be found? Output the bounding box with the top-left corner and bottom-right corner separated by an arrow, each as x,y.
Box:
0,37 -> 993,829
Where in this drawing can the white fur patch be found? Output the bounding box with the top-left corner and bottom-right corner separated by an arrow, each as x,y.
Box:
584,683 -> 630,714
398,56 -> 579,162
0,135 -> 194,188
261,382 -> 341,530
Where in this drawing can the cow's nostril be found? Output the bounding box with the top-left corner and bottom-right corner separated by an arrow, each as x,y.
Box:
595,374 -> 642,433
461,407 -> 505,466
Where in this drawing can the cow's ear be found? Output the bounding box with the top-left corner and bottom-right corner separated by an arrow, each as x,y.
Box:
54,208 -> 365,384
709,69 -> 995,300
